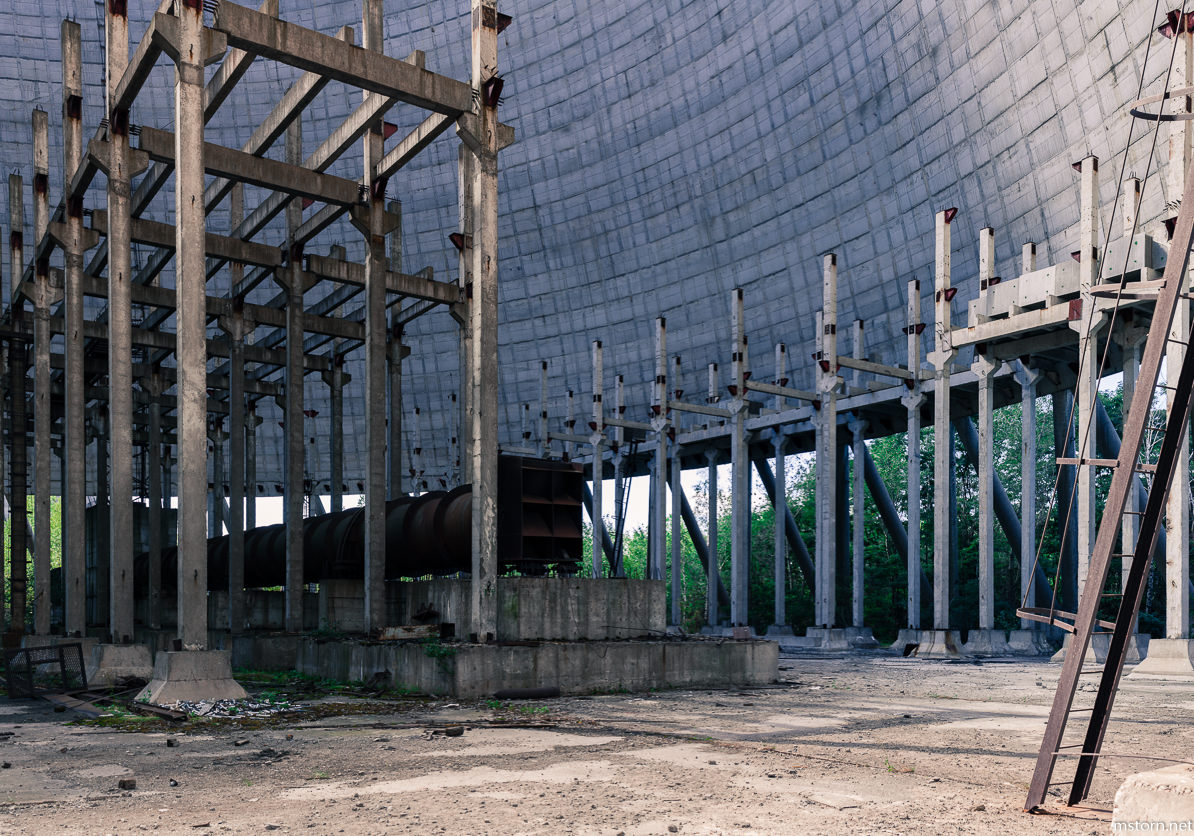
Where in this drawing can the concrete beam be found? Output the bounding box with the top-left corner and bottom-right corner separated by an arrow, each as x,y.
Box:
305,254 -> 461,305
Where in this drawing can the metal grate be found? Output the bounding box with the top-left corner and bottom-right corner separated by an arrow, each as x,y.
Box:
4,644 -> 87,698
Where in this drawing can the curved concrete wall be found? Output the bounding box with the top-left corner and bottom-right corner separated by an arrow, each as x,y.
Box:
0,0 -> 1177,483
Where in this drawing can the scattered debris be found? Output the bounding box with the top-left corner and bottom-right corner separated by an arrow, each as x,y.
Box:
169,779 -> 179,787
117,778 -> 136,790
173,698 -> 296,720
166,738 -> 178,748
233,739 -> 250,747
423,725 -> 465,740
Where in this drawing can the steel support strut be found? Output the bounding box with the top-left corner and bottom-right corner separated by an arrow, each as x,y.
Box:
1024,145 -> 1194,811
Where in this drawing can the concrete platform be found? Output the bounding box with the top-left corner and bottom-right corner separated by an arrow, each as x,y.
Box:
87,644 -> 153,688
1128,638 -> 1194,679
136,650 -> 248,704
1051,632 -> 1149,664
962,628 -> 1011,657
1113,765 -> 1194,825
296,638 -> 778,698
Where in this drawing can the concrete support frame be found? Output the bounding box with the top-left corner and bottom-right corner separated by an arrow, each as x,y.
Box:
62,20 -> 88,637
362,0 -> 388,633
465,0 -> 501,642
670,439 -> 682,626
173,1 -> 211,649
814,258 -> 840,629
388,200 -> 405,499
225,317 -> 247,634
32,109 -> 52,636
1016,361 -> 1040,630
927,211 -> 956,633
902,280 -> 924,631
729,289 -> 750,627
325,358 -> 348,511
106,0 -> 135,644
705,445 -> 719,628
144,372 -> 164,630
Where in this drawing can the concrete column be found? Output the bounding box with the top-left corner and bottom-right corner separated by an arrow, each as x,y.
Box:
31,109 -> 51,636
729,289 -> 751,627
8,178 -> 28,635
650,318 -> 668,582
972,227 -> 1002,634
927,210 -> 957,631
815,259 -> 840,628
610,373 -> 625,577
849,323 -> 866,630
283,115 -> 305,634
61,20 -> 87,637
902,280 -> 925,630
1071,156 -> 1101,595
457,144 -> 474,484
669,442 -> 682,626
209,420 -> 226,537
323,358 -> 347,511
772,344 -> 788,630
144,372 -> 164,630
1115,320 -> 1148,599
1016,362 -> 1040,630
246,408 -> 260,530
590,340 -> 605,578
387,330 -> 407,499
92,411 -> 110,629
173,0 -> 210,648
226,318 -> 246,635
361,0 -> 388,633
466,0 -> 501,642
705,447 -> 719,628
105,0 -> 134,644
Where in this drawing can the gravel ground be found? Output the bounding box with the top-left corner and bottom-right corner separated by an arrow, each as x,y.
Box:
0,652 -> 1190,835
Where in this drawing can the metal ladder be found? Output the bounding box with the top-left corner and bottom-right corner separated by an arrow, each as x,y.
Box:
1019,151 -> 1194,811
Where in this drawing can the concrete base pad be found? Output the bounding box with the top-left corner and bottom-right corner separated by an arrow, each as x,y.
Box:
765,624 -> 795,637
1113,765 -> 1194,825
1128,638 -> 1194,679
800,627 -> 852,650
962,629 -> 1012,657
88,644 -> 153,688
844,627 -> 879,649
1051,632 -> 1149,665
701,626 -> 757,639
136,650 -> 248,705
891,629 -> 922,655
1006,629 -> 1054,656
909,630 -> 967,659
296,638 -> 778,698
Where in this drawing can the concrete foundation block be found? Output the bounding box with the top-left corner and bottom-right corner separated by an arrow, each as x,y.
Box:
891,628 -> 922,655
1006,629 -> 1054,656
910,630 -> 967,659
765,625 -> 795,637
1128,638 -> 1194,679
1051,632 -> 1149,665
844,627 -> 879,649
1113,765 -> 1194,826
962,629 -> 1012,657
87,644 -> 153,688
803,627 -> 852,650
136,650 -> 248,705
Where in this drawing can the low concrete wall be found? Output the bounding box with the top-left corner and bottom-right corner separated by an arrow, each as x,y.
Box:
296,637 -> 778,698
379,578 -> 665,641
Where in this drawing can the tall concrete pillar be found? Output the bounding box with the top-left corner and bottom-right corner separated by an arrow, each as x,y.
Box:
31,109 -> 52,636
283,115 -> 305,634
92,410 -> 110,630
457,145 -> 474,485
8,177 -> 28,635
143,372 -> 164,630
669,442 -> 682,626
1071,156 -> 1101,595
902,280 -> 925,632
323,358 -> 347,512
172,0 -> 210,648
649,318 -> 668,582
224,316 -> 247,634
246,407 -> 259,530
209,420 -> 226,538
814,258 -> 840,629
771,344 -> 788,632
704,446 -> 719,628
387,331 -> 407,499
967,227 -> 1004,655
590,341 -> 605,578
849,323 -> 866,631
105,0 -> 134,644
61,19 -> 87,638
465,0 -> 502,642
729,289 -> 750,627
1015,362 -> 1040,631
927,210 -> 956,633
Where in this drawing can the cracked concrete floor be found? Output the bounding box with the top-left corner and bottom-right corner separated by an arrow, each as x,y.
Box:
0,652 -> 1191,834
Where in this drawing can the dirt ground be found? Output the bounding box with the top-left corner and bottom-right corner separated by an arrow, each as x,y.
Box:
0,651 -> 1190,835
